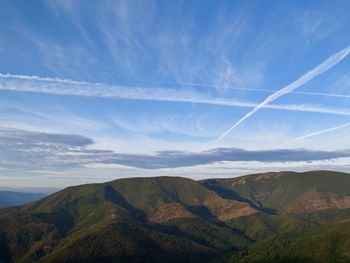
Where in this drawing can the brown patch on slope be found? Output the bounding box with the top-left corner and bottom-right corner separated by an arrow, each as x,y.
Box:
254,172 -> 292,182
231,172 -> 292,186
148,202 -> 196,222
204,194 -> 258,221
283,190 -> 350,214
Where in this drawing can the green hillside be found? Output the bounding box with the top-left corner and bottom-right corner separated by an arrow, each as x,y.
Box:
223,219 -> 350,263
1,171 -> 350,262
203,171 -> 350,215
0,176 -> 257,262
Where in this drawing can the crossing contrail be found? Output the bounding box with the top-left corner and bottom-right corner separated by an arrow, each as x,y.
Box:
2,73 -> 350,100
217,44 -> 350,141
137,79 -> 350,99
1,73 -> 350,117
286,122 -> 350,144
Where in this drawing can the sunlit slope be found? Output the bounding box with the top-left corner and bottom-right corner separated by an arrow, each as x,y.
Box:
0,176 -> 257,262
203,171 -> 350,214
1,171 -> 350,262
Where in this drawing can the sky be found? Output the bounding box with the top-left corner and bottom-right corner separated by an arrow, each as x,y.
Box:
1,0 -> 350,189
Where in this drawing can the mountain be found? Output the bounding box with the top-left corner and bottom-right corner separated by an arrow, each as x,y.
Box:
203,171 -> 350,263
203,171 -> 350,215
0,191 -> 46,208
0,171 -> 350,262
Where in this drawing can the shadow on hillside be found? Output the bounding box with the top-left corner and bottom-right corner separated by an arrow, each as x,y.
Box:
103,185 -> 148,222
202,182 -> 276,215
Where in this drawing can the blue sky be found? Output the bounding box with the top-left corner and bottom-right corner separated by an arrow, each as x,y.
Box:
1,0 -> 350,189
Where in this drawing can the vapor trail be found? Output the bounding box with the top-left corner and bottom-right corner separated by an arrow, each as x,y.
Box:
3,73 -> 350,100
287,122 -> 350,144
217,44 -> 350,141
139,79 -> 350,99
1,73 -> 350,117
0,73 -> 98,85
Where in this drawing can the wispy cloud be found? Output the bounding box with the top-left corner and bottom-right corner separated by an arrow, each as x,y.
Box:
1,73 -> 350,118
217,44 -> 350,140
0,127 -> 93,170
1,127 -> 350,170
287,122 -> 350,144
112,113 -> 210,138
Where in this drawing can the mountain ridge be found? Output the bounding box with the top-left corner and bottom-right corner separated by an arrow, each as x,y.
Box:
1,170 -> 350,262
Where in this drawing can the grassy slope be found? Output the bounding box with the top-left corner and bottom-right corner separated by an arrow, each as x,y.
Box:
203,171 -> 350,213
203,171 -> 350,263
0,177 -> 256,262
224,220 -> 350,263
1,172 -> 350,262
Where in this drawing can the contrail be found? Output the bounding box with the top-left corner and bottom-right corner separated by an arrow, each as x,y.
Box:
217,44 -> 350,141
2,73 -> 350,100
1,73 -> 350,117
0,73 -> 98,85
287,122 -> 350,144
137,79 -> 350,99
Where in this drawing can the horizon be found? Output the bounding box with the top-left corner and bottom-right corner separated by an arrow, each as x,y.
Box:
1,169 -> 346,194
0,170 -> 347,195
1,1 -> 350,188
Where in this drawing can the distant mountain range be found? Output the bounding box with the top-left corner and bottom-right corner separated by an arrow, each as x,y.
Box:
0,191 -> 46,208
1,171 -> 350,262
